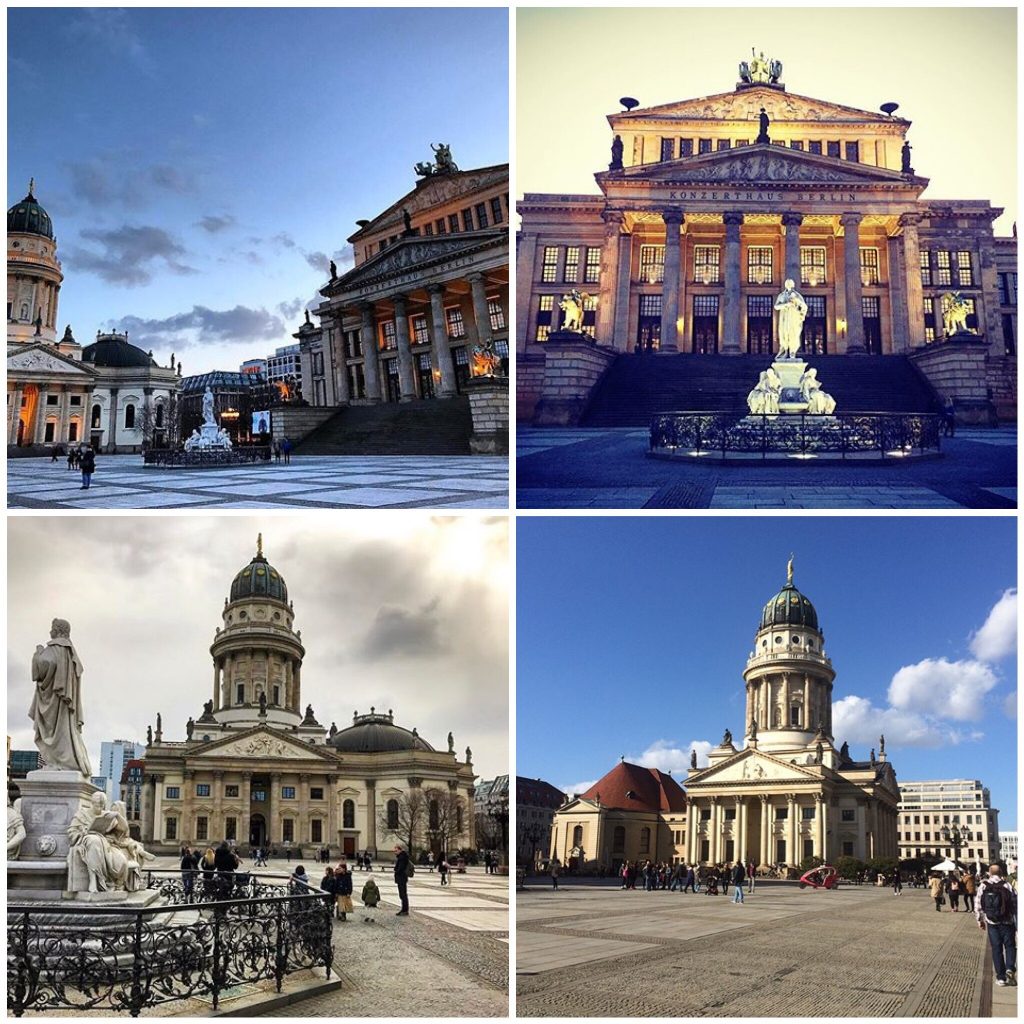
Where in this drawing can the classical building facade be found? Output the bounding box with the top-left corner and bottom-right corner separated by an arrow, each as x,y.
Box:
7,184 -> 181,450
517,61 -> 1016,421
897,778 -> 1000,865
139,537 -> 476,859
549,762 -> 687,871
516,776 -> 565,867
298,148 -> 509,406
998,831 -> 1018,872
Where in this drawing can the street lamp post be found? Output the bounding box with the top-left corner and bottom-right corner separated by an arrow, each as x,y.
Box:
940,823 -> 971,865
523,822 -> 544,874
487,792 -> 509,868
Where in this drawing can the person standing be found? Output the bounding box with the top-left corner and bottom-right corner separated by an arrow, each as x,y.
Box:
928,873 -> 944,912
394,843 -> 411,915
962,870 -> 976,912
180,845 -> 198,900
439,854 -> 450,887
747,860 -> 756,894
79,445 -> 96,489
892,867 -> 903,896
361,874 -> 381,923
731,861 -> 746,904
683,863 -> 697,894
335,863 -> 354,921
976,864 -> 1017,987
948,872 -> 961,912
550,856 -> 561,890
282,437 -> 292,465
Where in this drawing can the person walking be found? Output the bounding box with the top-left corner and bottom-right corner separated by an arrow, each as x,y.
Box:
439,854 -> 450,887
361,874 -> 381,923
180,845 -> 198,900
732,861 -> 746,904
962,870 -> 976,912
550,856 -> 561,890
79,445 -> 96,489
976,863 -> 1017,987
683,863 -> 697,894
893,867 -> 903,896
943,396 -> 957,437
394,843 -> 411,916
282,437 -> 292,465
928,873 -> 945,912
747,861 -> 756,894
335,863 -> 354,921
320,865 -> 338,914
948,873 -> 961,912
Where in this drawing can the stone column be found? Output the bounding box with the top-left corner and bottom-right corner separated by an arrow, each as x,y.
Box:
34,384 -> 50,444
815,796 -> 825,859
58,387 -> 71,444
213,771 -> 224,842
685,798 -> 696,863
899,213 -> 926,349
803,676 -> 811,730
787,795 -> 798,866
182,770 -> 194,843
428,285 -> 458,397
760,795 -> 771,866
213,659 -> 220,711
782,673 -> 790,725
325,314 -> 350,405
709,798 -> 720,863
739,798 -> 749,864
515,233 -> 539,351
391,295 -> 417,401
241,775 -> 251,850
821,798 -> 830,862
613,227 -> 634,346
735,797 -> 745,863
841,213 -> 866,353
468,272 -> 495,354
365,779 -> 377,856
722,212 -> 744,354
358,303 -> 382,402
150,775 -> 163,843
595,211 -> 625,343
142,386 -> 154,445
298,776 -> 309,847
782,212 -> 803,286
327,775 -> 339,851
105,385 -> 118,450
8,387 -> 23,445
660,210 -> 684,352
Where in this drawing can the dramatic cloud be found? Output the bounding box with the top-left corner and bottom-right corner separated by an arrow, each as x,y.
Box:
887,657 -> 999,722
64,225 -> 195,286
969,589 -> 1018,662
113,305 -> 286,351
64,158 -> 198,209
832,694 -> 976,749
559,780 -> 598,800
195,214 -> 236,234
631,738 -> 714,773
304,251 -> 330,272
358,601 -> 446,659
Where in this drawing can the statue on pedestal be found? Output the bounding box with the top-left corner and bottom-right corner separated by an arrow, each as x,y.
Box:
690,748 -> 698,768
558,289 -> 587,333
30,619 -> 92,776
756,107 -> 771,144
747,369 -> 782,414
940,291 -> 972,336
774,279 -> 808,357
68,792 -> 154,893
8,798 -> 26,859
723,728 -> 733,746
609,134 -> 624,171
448,732 -> 455,754
799,368 -> 836,414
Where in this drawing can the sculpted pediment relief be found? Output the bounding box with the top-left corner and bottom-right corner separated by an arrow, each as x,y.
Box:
194,730 -> 332,762
7,347 -> 96,376
692,750 -> 819,785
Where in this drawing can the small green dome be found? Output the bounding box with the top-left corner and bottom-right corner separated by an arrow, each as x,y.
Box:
8,183 -> 54,240
230,535 -> 288,604
760,561 -> 818,630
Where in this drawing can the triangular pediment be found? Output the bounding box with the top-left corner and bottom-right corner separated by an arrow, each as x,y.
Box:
349,164 -> 509,241
612,87 -> 905,126
689,748 -> 822,786
187,726 -> 337,763
609,145 -> 919,187
7,344 -> 98,377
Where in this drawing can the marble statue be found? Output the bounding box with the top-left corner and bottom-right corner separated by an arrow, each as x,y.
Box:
769,58 -> 783,83
68,792 -> 153,893
465,746 -> 472,763
329,722 -> 337,738
749,719 -> 758,740
185,386 -> 232,452
259,691 -> 268,715
202,700 -> 214,717
186,717 -> 195,740
879,734 -> 885,756
329,259 -> 337,280
448,732 -> 455,753
690,748 -> 698,769
559,289 -> 587,333
30,619 -> 92,776
901,140 -> 914,175
202,387 -> 215,425
840,740 -> 850,760
738,60 -> 751,83
940,291 -> 971,336
757,107 -> 771,144
723,728 -> 733,746
747,370 -> 782,414
774,279 -> 808,357
8,798 -> 26,859
609,134 -> 624,171
402,208 -> 413,234
799,368 -> 836,414
816,741 -> 824,764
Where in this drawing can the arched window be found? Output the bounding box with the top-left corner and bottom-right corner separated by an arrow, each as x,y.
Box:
386,799 -> 399,829
124,404 -> 135,429
91,404 -> 102,429
639,827 -> 651,853
343,799 -> 355,829
612,826 -> 626,854
572,825 -> 583,847
456,807 -> 463,833
155,403 -> 165,428
429,799 -> 440,830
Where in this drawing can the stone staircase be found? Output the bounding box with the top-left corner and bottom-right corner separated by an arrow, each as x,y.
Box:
292,397 -> 474,455
580,354 -> 942,427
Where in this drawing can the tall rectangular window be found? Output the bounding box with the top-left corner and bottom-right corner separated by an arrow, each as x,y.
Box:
487,297 -> 506,332
411,314 -> 430,345
380,320 -> 397,350
448,213 -> 459,234
936,250 -> 952,286
535,295 -> 554,342
845,141 -> 860,162
998,271 -> 1017,305
462,208 -> 474,231
563,246 -> 580,283
790,140 -> 804,151
800,246 -> 826,285
694,245 -> 720,284
584,246 -> 602,284
165,817 -> 177,840
490,196 -> 503,224
581,294 -> 598,339
423,223 -> 433,236
860,247 -> 880,286
808,140 -> 822,155
956,251 -> 973,287
541,246 -> 559,283
445,306 -> 466,339
698,138 -> 712,154
826,141 -> 841,158
196,816 -> 208,841
435,218 -> 446,235
1002,314 -> 1016,355
639,244 -> 665,283
717,138 -> 731,151
679,138 -> 693,158
311,819 -> 323,843
282,819 -> 294,843
747,246 -> 773,285
474,202 -> 489,228
225,817 -> 237,841
660,137 -> 674,161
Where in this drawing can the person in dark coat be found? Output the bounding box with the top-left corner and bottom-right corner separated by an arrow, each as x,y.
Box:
180,845 -> 199,899
393,844 -> 410,915
335,863 -> 354,920
731,860 -> 746,904
80,446 -> 96,489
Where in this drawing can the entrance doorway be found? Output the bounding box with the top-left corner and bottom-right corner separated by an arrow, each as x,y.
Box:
417,354 -> 435,398
343,836 -> 356,857
804,296 -> 828,354
636,294 -> 662,352
746,295 -> 773,354
863,296 -> 882,354
692,295 -> 719,354
249,814 -> 266,849
384,358 -> 401,402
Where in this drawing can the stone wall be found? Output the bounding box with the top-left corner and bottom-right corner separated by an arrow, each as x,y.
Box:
531,335 -> 618,426
908,338 -> 998,425
986,356 -> 1017,423
467,376 -> 509,454
517,351 -> 547,422
270,406 -> 337,444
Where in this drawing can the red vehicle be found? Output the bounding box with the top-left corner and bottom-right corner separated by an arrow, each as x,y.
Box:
799,865 -> 839,889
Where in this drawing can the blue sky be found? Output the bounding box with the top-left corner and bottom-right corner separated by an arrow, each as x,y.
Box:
517,516 -> 1018,829
8,7 -> 508,374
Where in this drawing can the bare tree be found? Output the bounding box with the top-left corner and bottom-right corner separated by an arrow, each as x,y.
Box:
424,787 -> 468,855
377,789 -> 427,857
475,811 -> 501,853
136,394 -> 181,450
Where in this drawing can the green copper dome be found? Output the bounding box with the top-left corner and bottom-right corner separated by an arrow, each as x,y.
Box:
230,534 -> 288,604
759,559 -> 819,631
8,182 -> 54,240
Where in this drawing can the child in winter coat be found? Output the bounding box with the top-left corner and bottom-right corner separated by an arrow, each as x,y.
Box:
361,876 -> 381,923
335,863 -> 354,921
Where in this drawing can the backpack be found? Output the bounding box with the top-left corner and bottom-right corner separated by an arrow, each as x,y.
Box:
405,860 -> 415,878
981,880 -> 1013,923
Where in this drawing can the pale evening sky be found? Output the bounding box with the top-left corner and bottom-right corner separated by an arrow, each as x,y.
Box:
7,515 -> 509,783
517,7 -> 1017,234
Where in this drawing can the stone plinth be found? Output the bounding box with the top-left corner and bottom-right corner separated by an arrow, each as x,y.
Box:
517,351 -> 547,422
466,375 -> 509,454
532,335 -> 617,427
908,335 -> 997,425
772,359 -> 810,414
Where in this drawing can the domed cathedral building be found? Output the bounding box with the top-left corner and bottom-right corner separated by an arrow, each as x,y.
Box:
517,56 -> 1017,426
140,536 -> 476,860
7,181 -> 180,451
683,560 -> 900,868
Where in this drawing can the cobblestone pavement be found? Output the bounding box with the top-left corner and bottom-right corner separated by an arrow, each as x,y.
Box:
516,427 -> 1017,509
517,882 -> 1010,1017
6,455 -> 508,509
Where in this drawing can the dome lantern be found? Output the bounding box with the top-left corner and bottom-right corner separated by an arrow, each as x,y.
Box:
8,179 -> 55,240
229,534 -> 288,604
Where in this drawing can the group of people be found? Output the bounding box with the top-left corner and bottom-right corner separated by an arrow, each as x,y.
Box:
54,444 -> 97,488
926,869 -> 981,910
272,438 -> 293,464
610,860 -> 755,901
310,863 -> 380,923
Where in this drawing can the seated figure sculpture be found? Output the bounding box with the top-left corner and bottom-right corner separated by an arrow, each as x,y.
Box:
747,368 -> 781,414
67,791 -> 154,893
799,368 -> 836,415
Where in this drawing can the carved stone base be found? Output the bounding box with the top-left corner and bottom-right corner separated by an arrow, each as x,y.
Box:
772,358 -> 810,413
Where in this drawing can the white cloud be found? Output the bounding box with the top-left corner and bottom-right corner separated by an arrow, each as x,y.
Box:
559,780 -> 598,800
969,589 -> 1018,663
887,657 -> 999,721
832,694 -> 973,749
631,738 -> 714,772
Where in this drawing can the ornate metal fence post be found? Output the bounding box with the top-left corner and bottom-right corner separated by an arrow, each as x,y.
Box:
211,902 -> 224,1010
129,910 -> 144,1017
12,909 -> 31,1016
274,899 -> 287,993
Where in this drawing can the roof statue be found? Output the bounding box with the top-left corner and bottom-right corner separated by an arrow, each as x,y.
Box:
740,49 -> 782,86
609,134 -> 624,172
690,748 -> 697,768
257,532 -> 263,558
787,554 -> 795,586
414,142 -> 459,178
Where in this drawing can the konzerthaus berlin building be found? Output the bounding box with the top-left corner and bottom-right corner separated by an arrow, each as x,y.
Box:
517,60 -> 1017,422
298,146 -> 509,406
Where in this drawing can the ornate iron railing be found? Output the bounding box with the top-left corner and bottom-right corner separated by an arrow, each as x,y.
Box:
142,446 -> 272,467
7,872 -> 333,1017
649,411 -> 941,460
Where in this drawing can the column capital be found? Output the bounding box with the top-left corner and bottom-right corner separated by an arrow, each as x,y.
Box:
781,211 -> 804,227
391,293 -> 408,310
661,209 -> 684,228
357,300 -> 376,314
466,271 -> 485,284
426,283 -> 446,296
723,211 -> 745,227
840,212 -> 863,229
898,212 -> 923,229
602,208 -> 626,228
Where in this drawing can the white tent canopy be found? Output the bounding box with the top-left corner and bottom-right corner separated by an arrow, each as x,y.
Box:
931,858 -> 960,873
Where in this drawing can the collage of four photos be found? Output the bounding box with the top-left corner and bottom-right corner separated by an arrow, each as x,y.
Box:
5,4 -> 1019,1022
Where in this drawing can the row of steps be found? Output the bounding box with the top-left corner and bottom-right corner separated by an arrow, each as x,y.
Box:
580,354 -> 941,427
293,397 -> 473,455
